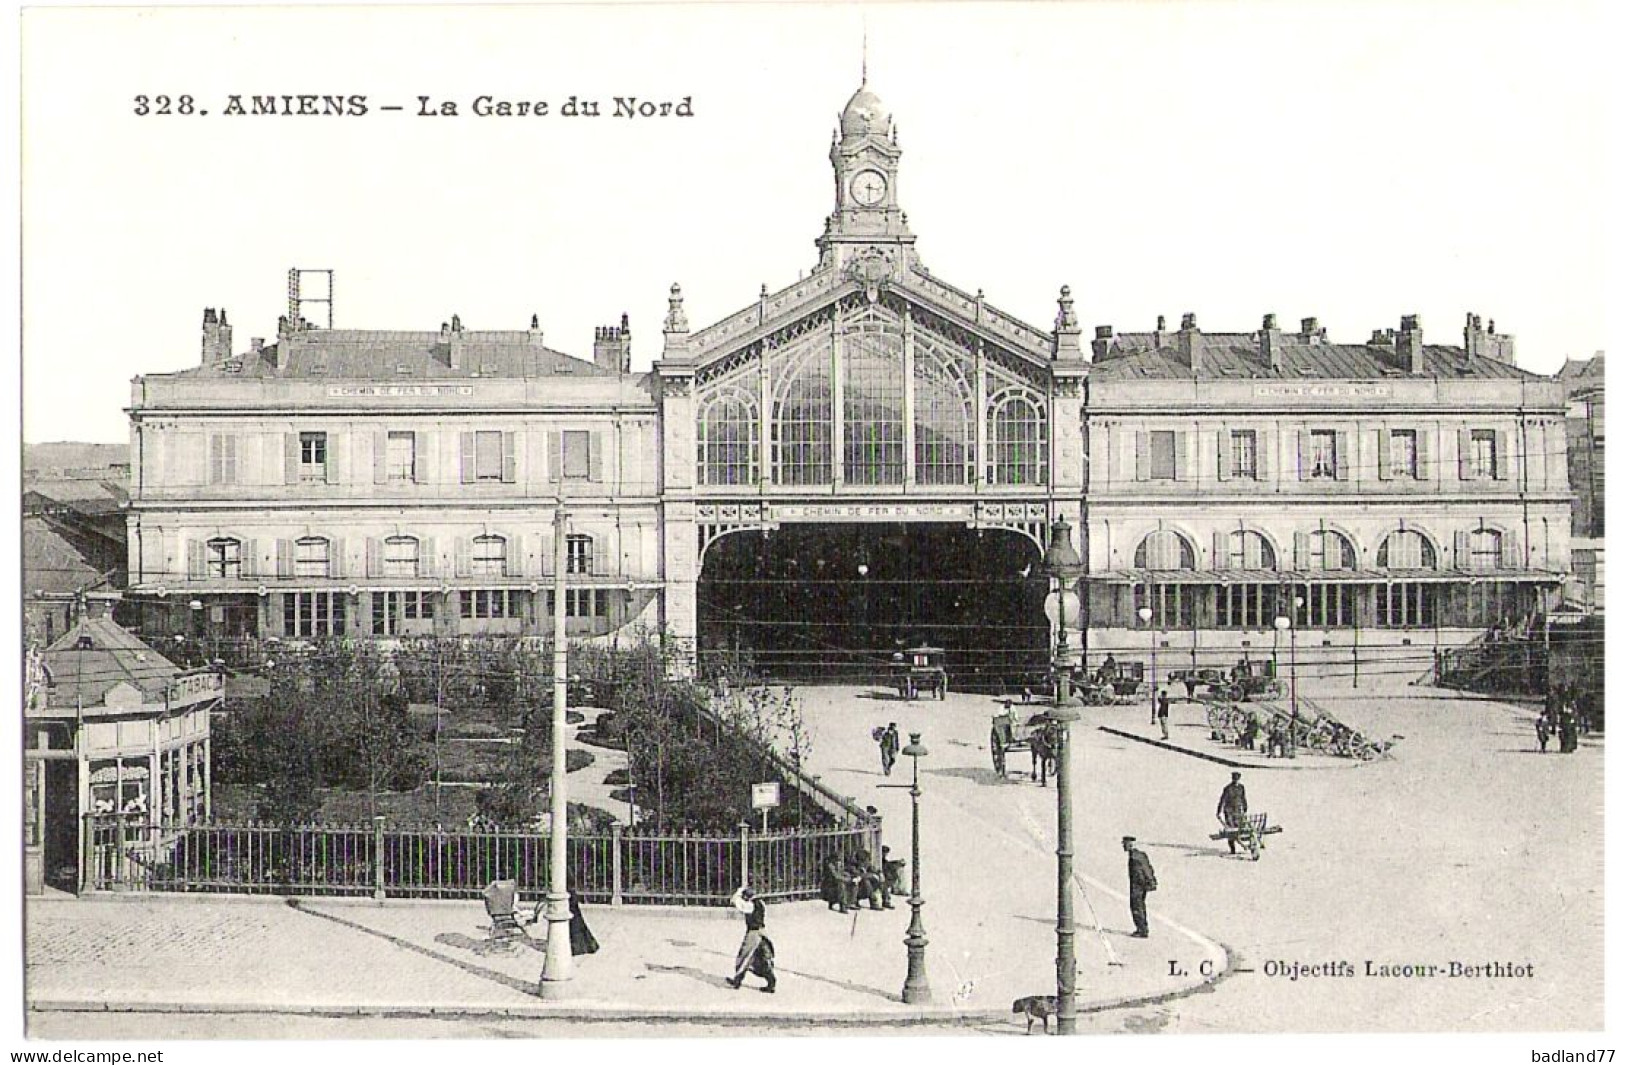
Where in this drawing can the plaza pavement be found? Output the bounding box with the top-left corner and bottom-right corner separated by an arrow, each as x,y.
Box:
25,677 -> 1600,1033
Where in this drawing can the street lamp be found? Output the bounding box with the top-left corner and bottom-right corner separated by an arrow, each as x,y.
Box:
1273,610 -> 1298,757
1042,518 -> 1084,1035
900,733 -> 932,1004
1043,519 -> 1083,706
1138,604 -> 1156,725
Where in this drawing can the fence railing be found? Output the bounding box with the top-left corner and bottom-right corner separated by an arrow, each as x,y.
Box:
81,814 -> 881,905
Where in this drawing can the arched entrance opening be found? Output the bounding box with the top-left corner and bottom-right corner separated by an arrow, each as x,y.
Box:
697,522 -> 1047,690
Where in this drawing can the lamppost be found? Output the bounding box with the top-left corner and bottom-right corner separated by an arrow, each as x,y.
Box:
900,733 -> 932,1004
1043,518 -> 1083,706
1138,604 -> 1156,725
1273,607 -> 1298,757
1042,518 -> 1084,1035
539,506 -> 573,997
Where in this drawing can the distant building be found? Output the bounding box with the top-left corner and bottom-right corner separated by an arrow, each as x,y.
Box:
1558,353 -> 1604,612
23,487 -> 129,645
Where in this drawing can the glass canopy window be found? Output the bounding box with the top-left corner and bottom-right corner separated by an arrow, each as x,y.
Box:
842,312 -> 906,485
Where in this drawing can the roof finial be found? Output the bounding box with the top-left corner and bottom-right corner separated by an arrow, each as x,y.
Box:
861,22 -> 868,87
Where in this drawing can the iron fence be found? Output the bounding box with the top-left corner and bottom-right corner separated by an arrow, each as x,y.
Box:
81,813 -> 881,905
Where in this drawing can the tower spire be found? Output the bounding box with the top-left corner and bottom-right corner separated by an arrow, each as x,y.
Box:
861,23 -> 868,87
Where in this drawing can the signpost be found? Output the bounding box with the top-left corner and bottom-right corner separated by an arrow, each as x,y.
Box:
751,782 -> 780,832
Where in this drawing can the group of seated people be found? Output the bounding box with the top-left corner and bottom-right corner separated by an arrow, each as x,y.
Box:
821,848 -> 904,914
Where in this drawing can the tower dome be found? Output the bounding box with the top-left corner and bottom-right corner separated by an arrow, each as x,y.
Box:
839,84 -> 891,139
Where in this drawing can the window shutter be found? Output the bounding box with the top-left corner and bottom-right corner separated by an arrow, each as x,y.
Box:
1453,530 -> 1471,568
1134,431 -> 1149,481
186,540 -> 206,580
502,431 -> 517,483
240,538 -> 258,579
459,432 -> 476,483
455,537 -> 472,578
329,537 -> 345,579
1416,431 -> 1432,480
1296,430 -> 1309,480
1255,430 -> 1270,481
326,433 -> 340,484
285,433 -> 300,485
593,535 -> 608,576
1458,427 -> 1473,479
1376,428 -> 1392,480
1216,430 -> 1231,481
1494,429 -> 1511,480
589,432 -> 605,482
1501,531 -> 1522,569
506,534 -> 523,578
366,538 -> 382,579
1173,431 -> 1188,482
1334,431 -> 1351,481
208,435 -> 220,484
1293,531 -> 1310,570
414,431 -> 428,483
420,536 -> 437,577
547,432 -> 562,482
225,435 -> 237,484
276,538 -> 294,579
1212,530 -> 1229,570
374,431 -> 388,484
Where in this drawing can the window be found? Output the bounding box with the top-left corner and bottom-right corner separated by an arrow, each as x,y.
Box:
1308,530 -> 1355,571
1228,530 -> 1276,570
1469,430 -> 1498,480
283,591 -> 346,637
842,329 -> 906,485
562,430 -> 592,480
1134,530 -> 1195,570
1389,430 -> 1419,479
294,537 -> 330,578
383,536 -> 420,578
299,432 -> 328,483
1215,584 -> 1283,629
1307,430 -> 1337,479
989,394 -> 1047,486
1377,530 -> 1436,570
566,589 -> 603,619
698,392 -> 759,486
208,434 -> 238,485
773,357 -> 834,486
1148,431 -> 1177,480
472,431 -> 504,482
566,535 -> 594,575
912,346 -> 972,486
1289,582 -> 1356,628
1133,583 -> 1195,628
206,538 -> 241,579
461,589 -> 516,619
472,535 -> 506,577
372,591 -> 434,635
1376,583 -> 1437,628
1469,529 -> 1503,571
386,432 -> 416,482
1229,430 -> 1257,479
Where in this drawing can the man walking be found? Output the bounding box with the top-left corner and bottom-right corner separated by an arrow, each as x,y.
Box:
1123,836 -> 1156,938
1216,771 -> 1249,855
727,886 -> 776,993
1157,689 -> 1171,740
879,722 -> 901,776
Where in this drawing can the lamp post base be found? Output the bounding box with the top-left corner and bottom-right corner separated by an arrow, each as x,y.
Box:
536,896 -> 574,999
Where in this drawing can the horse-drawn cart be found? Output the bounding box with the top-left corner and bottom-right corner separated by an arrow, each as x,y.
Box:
990,709 -> 1057,778
894,646 -> 948,701
1206,697 -> 1400,761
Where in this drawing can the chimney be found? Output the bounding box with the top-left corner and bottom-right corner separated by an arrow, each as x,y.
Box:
1091,325 -> 1114,361
529,314 -> 544,347
594,314 -> 632,374
1464,311 -> 1515,363
1260,313 -> 1284,371
1396,314 -> 1425,373
446,315 -> 465,369
201,307 -> 233,365
1178,312 -> 1202,373
1053,286 -> 1083,361
250,337 -> 264,354
1298,317 -> 1325,343
1153,314 -> 1167,349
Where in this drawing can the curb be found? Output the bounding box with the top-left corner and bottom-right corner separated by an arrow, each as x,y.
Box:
1096,726 -> 1360,771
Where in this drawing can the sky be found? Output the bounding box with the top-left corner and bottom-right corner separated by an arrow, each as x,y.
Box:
19,1 -> 1611,444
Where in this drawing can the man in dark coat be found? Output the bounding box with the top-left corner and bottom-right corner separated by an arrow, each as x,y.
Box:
1123,836 -> 1156,938
879,723 -> 901,776
1216,772 -> 1249,855
726,887 -> 775,993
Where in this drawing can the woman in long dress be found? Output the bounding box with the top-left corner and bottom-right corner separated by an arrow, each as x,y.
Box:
726,887 -> 775,993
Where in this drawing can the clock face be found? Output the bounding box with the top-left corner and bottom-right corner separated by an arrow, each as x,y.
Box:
850,169 -> 887,207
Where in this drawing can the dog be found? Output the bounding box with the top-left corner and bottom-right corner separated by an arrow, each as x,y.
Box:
1011,994 -> 1059,1034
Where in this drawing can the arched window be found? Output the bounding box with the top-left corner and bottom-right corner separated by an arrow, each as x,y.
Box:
206,537 -> 242,579
1309,530 -> 1356,571
294,537 -> 330,578
1228,530 -> 1276,570
1134,530 -> 1196,570
772,355 -> 832,486
472,535 -> 506,577
1377,530 -> 1437,570
1468,529 -> 1503,571
698,390 -> 759,486
566,534 -> 594,575
383,536 -> 419,578
912,345 -> 972,485
842,327 -> 905,485
988,392 -> 1047,486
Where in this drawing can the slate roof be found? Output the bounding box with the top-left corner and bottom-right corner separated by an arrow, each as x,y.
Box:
173,329 -> 611,380
23,515 -> 107,595
40,616 -> 181,711
1091,334 -> 1536,381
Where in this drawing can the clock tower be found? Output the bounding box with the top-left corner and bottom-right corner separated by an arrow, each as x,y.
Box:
815,81 -> 918,274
